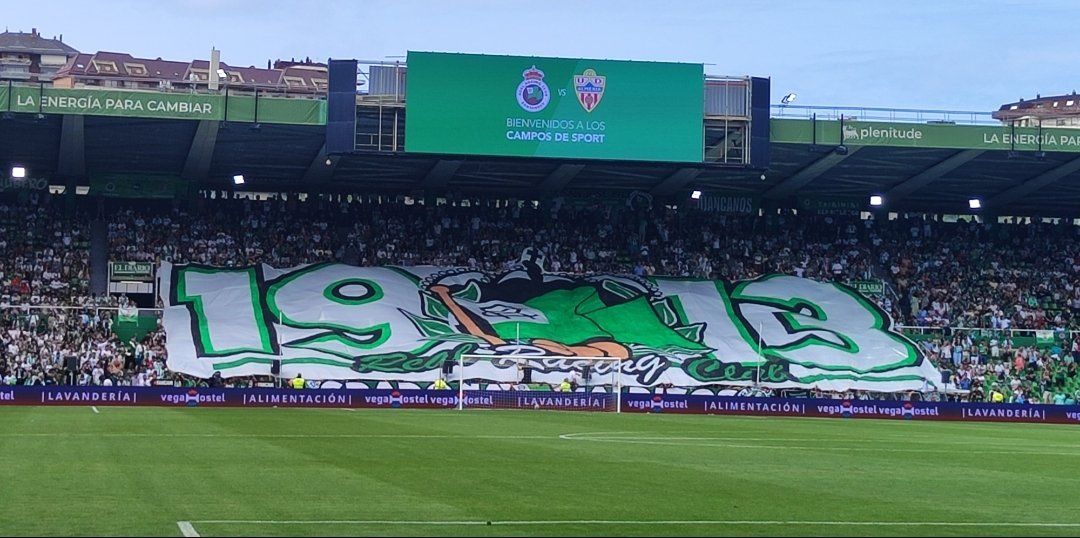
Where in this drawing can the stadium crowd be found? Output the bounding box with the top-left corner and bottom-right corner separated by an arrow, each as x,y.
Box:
0,192 -> 1078,402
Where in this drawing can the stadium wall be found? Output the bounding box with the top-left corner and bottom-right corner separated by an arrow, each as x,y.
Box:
3,387 -> 1079,425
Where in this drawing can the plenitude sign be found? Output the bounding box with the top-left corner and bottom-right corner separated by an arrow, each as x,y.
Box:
772,118 -> 1080,153
159,262 -> 939,392
404,51 -> 705,162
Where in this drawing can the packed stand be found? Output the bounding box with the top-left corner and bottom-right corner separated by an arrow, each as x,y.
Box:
1,191 -> 1078,399
924,332 -> 1080,403
104,194 -> 1079,334
0,195 -> 102,307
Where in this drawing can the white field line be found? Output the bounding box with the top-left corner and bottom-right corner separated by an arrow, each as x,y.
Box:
557,432 -> 1080,457
556,432 -> 1080,447
1,431 -> 1078,454
91,406 -> 99,414
176,521 -> 200,537
0,433 -> 558,440
186,519 -> 1080,528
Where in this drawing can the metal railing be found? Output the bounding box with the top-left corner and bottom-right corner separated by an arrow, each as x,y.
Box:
358,61 -> 406,102
705,76 -> 750,118
3,305 -> 1070,336
772,104 -> 999,126
354,61 -> 757,110
0,303 -> 164,315
3,77 -> 326,100
897,325 -> 1077,340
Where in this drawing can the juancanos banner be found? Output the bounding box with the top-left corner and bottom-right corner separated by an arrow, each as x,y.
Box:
159,259 -> 939,392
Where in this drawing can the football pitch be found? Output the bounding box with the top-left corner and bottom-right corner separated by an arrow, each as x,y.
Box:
3,407 -> 1080,537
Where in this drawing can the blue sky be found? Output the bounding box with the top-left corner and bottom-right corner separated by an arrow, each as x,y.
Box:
7,0 -> 1078,111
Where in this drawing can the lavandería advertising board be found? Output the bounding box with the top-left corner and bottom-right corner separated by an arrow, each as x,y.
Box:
4,387 -> 1080,425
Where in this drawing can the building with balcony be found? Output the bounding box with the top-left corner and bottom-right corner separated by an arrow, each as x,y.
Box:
54,52 -> 328,94
0,29 -> 79,82
994,92 -> 1080,128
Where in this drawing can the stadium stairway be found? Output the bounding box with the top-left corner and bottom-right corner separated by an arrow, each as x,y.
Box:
90,219 -> 108,296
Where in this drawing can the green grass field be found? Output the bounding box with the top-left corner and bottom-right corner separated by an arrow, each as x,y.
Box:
2,407 -> 1080,537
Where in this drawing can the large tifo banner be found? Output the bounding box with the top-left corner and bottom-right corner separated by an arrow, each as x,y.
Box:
159,262 -> 939,392
404,51 -> 704,162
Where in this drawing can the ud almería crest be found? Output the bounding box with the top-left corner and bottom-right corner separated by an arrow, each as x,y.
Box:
516,65 -> 551,113
574,68 -> 606,112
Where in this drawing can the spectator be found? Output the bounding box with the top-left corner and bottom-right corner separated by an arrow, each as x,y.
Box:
0,191 -> 1074,401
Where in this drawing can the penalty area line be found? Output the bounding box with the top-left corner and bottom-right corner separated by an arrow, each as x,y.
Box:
176,521 -> 200,537
186,519 -> 1080,528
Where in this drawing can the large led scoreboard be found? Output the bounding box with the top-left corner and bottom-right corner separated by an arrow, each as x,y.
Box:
404,52 -> 705,163
326,52 -> 769,167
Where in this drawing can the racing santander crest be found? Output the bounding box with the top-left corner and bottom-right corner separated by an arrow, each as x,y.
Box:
516,65 -> 551,113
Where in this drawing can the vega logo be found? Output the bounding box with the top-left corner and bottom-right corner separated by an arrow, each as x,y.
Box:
516,66 -> 551,113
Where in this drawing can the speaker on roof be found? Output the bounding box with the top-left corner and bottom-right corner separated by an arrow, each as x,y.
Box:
326,59 -> 358,155
749,77 -> 771,170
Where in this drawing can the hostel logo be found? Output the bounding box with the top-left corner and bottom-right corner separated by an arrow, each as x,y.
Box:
651,394 -> 665,413
574,69 -> 605,112
902,401 -> 915,420
516,66 -> 551,113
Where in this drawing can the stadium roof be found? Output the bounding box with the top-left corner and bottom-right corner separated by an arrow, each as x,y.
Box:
2,110 -> 1079,217
759,140 -> 1080,216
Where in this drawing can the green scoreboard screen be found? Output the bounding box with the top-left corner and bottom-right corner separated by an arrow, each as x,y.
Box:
404,51 -> 704,162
